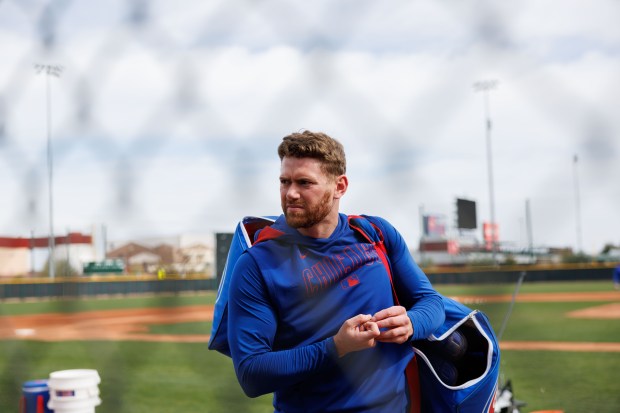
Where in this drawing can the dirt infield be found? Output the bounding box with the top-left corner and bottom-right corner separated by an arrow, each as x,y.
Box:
1,305 -> 213,343
566,302 -> 620,319
1,291 -> 618,351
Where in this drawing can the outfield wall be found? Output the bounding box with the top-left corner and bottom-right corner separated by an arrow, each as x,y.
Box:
0,275 -> 219,300
0,263 -> 616,300
424,262 -> 618,284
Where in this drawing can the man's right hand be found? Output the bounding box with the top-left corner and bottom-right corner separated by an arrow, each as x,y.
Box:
333,314 -> 380,358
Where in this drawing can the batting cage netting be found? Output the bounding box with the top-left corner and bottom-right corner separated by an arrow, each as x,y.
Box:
1,1 -> 619,412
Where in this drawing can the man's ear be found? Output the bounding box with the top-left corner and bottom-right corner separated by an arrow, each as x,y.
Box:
334,175 -> 348,199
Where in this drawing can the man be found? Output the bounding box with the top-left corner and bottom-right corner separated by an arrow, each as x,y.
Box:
228,130 -> 445,412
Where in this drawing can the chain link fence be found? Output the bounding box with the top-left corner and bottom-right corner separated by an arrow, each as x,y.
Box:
1,0 -> 619,411
1,0 -> 619,261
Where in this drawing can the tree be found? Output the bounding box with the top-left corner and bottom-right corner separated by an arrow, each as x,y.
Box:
601,243 -> 617,255
561,252 -> 591,264
41,259 -> 79,278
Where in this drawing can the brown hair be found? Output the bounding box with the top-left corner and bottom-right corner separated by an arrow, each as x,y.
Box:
278,130 -> 346,177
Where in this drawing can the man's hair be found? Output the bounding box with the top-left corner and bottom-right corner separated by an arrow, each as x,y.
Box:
278,130 -> 346,177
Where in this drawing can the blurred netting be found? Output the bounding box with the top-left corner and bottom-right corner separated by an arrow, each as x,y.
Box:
1,0 -> 618,258
0,1 -> 619,412
0,3 -> 296,411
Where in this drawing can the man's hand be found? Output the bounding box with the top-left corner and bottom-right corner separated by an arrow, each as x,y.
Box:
333,314 -> 380,358
371,306 -> 413,344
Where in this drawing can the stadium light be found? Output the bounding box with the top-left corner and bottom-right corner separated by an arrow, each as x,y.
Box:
473,79 -> 499,265
34,63 -> 63,279
573,154 -> 583,253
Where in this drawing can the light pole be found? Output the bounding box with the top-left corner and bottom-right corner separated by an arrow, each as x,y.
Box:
573,154 -> 583,253
34,63 -> 63,279
525,198 -> 534,260
473,79 -> 499,265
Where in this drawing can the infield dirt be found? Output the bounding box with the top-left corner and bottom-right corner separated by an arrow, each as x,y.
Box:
1,291 -> 618,351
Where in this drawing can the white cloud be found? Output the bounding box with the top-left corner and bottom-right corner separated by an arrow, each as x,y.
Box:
513,0 -> 620,42
0,0 -> 619,255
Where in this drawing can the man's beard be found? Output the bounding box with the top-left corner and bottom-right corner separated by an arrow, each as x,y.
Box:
284,190 -> 333,229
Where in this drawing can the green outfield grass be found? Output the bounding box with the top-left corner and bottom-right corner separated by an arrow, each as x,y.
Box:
499,350 -> 620,413
0,340 -> 273,413
0,293 -> 215,316
472,301 -> 620,342
1,281 -> 618,412
434,279 -> 615,296
147,321 -> 212,335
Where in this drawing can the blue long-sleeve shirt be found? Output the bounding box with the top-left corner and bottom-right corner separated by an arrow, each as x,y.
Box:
228,213 -> 444,413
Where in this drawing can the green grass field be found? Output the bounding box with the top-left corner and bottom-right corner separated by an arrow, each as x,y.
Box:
1,281 -> 619,412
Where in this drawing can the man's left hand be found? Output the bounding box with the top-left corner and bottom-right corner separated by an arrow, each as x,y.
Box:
371,306 -> 413,344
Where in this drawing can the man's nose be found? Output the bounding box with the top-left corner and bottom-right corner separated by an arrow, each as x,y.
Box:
286,185 -> 300,200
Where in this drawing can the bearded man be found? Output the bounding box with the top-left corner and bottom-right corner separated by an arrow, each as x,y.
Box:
228,130 -> 445,413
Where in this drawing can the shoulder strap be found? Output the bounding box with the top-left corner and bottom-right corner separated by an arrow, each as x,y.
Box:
254,226 -> 285,244
348,215 -> 398,304
348,214 -> 422,413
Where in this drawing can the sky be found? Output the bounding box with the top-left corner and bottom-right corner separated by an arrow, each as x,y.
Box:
0,0 -> 619,259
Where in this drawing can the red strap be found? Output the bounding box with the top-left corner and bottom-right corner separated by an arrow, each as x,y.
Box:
254,226 -> 285,244
373,239 -> 399,305
373,236 -> 421,413
407,355 -> 422,413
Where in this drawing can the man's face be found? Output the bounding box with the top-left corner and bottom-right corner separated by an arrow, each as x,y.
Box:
279,157 -> 338,229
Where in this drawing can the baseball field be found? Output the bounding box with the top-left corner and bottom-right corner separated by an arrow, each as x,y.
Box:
1,280 -> 618,412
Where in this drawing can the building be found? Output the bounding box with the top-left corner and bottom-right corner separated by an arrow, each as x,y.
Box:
106,242 -> 163,273
0,241 -> 30,277
0,233 -> 96,277
106,237 -> 214,276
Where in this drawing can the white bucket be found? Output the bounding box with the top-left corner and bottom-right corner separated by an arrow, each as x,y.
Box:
47,369 -> 101,412
48,369 -> 100,391
48,396 -> 101,413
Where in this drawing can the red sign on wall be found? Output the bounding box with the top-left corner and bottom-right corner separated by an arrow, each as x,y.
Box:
482,222 -> 499,250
